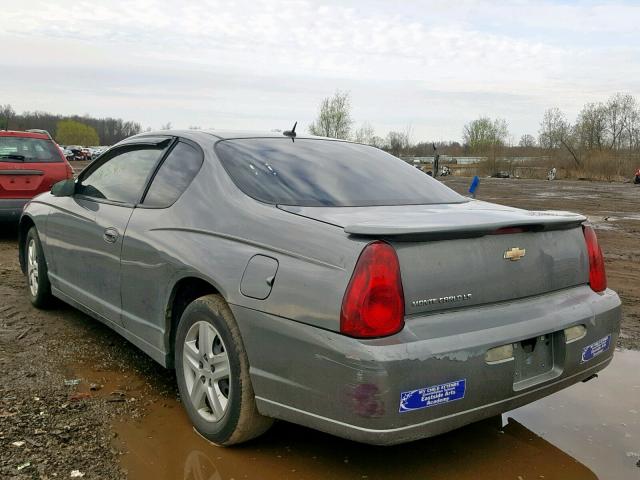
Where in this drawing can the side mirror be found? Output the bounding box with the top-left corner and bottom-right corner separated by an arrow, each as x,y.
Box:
51,179 -> 76,197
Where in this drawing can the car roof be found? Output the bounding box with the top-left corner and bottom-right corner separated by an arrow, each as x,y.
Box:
130,129 -> 341,143
0,130 -> 50,140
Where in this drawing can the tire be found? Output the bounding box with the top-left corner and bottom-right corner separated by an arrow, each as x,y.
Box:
175,294 -> 273,445
25,227 -> 54,308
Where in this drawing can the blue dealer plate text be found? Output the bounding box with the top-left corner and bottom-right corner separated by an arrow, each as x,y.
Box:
581,335 -> 611,363
399,379 -> 466,413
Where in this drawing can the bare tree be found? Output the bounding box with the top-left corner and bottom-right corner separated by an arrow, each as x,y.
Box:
308,91 -> 353,140
518,134 -> 536,148
538,108 -> 581,166
354,122 -> 376,145
161,122 -> 172,130
627,107 -> 640,150
0,104 -> 15,129
403,124 -> 413,147
618,94 -> 638,150
575,103 -> 607,151
369,136 -> 386,149
604,93 -> 636,150
385,130 -> 410,156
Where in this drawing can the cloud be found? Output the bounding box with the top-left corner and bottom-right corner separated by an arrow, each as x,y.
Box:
1,0 -> 639,140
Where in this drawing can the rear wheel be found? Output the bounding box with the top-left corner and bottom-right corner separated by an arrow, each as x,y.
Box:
25,227 -> 53,308
175,294 -> 273,445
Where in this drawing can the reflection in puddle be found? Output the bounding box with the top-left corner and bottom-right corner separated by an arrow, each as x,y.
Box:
109,350 -> 639,480
115,410 -> 597,480
511,348 -> 640,480
107,358 -> 628,480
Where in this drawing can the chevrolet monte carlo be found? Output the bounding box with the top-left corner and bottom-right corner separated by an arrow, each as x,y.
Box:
18,130 -> 621,445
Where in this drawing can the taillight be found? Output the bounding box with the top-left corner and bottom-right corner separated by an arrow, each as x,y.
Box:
65,162 -> 74,179
582,225 -> 607,293
340,241 -> 405,338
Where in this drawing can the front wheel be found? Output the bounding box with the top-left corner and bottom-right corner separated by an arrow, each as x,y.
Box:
175,294 -> 273,445
25,227 -> 53,308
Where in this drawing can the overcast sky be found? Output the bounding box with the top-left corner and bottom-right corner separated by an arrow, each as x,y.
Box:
1,0 -> 639,142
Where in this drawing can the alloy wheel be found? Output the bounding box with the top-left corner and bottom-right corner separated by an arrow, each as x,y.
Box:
27,239 -> 39,297
182,321 -> 231,422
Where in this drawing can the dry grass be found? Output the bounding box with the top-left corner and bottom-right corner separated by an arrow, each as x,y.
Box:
563,152 -> 638,181
450,152 -> 639,182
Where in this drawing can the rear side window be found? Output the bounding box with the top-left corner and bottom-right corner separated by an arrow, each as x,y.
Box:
215,138 -> 466,207
143,142 -> 203,208
77,146 -> 164,204
0,136 -> 62,163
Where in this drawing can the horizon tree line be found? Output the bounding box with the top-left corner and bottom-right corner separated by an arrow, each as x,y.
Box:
307,91 -> 640,165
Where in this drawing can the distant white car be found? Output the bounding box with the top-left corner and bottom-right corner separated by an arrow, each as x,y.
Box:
89,146 -> 107,159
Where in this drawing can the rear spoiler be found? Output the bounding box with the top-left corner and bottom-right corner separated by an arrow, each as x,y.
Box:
344,210 -> 586,239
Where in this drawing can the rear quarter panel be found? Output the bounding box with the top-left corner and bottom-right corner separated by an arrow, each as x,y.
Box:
119,147 -> 366,359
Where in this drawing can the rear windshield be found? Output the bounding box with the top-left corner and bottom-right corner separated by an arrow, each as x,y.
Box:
0,136 -> 62,163
215,138 -> 466,207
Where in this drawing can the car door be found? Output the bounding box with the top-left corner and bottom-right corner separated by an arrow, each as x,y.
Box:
46,138 -> 172,326
119,139 -> 204,347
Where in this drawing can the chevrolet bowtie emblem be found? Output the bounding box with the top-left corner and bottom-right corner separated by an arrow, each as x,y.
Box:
504,247 -> 526,261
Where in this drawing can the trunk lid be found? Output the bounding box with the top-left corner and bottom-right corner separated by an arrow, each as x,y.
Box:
279,201 -> 589,315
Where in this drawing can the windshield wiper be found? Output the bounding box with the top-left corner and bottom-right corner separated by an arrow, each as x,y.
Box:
0,154 -> 26,161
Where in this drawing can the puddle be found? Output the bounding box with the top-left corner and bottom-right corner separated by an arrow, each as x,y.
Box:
535,192 -> 601,200
586,216 -> 618,230
110,350 -> 640,479
586,213 -> 640,230
511,348 -> 640,480
602,214 -> 640,222
113,409 -> 597,480
63,359 -> 150,402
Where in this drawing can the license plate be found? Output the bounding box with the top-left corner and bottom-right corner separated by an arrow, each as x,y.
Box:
581,335 -> 611,363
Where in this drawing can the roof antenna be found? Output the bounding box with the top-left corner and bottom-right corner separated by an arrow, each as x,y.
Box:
283,121 -> 297,142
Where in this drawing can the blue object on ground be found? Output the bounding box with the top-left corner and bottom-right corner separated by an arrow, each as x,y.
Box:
469,176 -> 480,198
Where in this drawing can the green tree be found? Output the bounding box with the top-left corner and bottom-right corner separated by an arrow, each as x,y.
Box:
463,117 -> 509,154
55,120 -> 100,146
308,90 -> 353,139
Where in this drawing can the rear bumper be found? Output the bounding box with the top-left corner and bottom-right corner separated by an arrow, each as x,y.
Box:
232,285 -> 621,445
0,198 -> 29,221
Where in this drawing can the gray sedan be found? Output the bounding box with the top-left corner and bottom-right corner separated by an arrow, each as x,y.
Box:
18,130 -> 621,445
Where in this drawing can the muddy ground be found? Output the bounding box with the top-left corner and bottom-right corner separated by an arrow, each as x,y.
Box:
0,176 -> 639,479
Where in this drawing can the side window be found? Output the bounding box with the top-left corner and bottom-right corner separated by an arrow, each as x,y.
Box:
143,142 -> 203,208
77,146 -> 164,204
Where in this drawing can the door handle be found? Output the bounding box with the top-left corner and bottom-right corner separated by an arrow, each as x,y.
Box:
103,227 -> 119,244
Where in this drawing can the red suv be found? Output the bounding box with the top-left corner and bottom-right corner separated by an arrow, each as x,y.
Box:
0,130 -> 73,221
